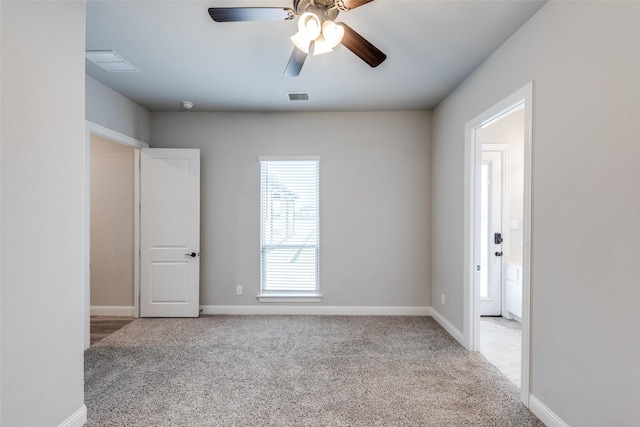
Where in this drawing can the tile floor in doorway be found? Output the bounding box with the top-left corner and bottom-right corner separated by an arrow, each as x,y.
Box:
90,316 -> 134,345
480,316 -> 521,387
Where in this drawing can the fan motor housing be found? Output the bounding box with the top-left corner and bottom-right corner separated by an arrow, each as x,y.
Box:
294,0 -> 340,21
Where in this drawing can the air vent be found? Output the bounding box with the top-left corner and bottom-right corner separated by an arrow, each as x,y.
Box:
85,50 -> 139,72
288,92 -> 310,102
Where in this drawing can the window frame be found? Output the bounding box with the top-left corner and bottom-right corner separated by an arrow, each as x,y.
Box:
257,156 -> 321,302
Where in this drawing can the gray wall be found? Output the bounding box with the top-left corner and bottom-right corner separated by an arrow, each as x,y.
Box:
431,2 -> 640,426
86,74 -> 151,143
151,111 -> 431,307
90,135 -> 135,307
1,1 -> 86,425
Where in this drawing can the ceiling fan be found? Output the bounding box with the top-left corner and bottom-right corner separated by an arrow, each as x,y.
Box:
208,0 -> 387,76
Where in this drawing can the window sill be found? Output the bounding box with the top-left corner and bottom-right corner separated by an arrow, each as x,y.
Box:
257,294 -> 323,303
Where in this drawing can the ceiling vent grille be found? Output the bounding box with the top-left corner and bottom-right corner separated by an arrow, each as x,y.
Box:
85,50 -> 139,72
288,92 -> 310,102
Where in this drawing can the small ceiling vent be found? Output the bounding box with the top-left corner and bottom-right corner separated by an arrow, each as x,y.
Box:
85,50 -> 139,72
288,92 -> 310,102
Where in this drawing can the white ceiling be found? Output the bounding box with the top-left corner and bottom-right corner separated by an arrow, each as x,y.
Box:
85,0 -> 546,112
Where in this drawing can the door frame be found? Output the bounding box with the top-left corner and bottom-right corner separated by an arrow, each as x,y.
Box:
83,121 -> 148,349
462,82 -> 534,406
482,144 -> 509,317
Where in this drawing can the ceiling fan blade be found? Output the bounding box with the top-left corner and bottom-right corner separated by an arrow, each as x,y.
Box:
339,0 -> 375,10
284,47 -> 307,77
338,23 -> 387,68
208,7 -> 294,22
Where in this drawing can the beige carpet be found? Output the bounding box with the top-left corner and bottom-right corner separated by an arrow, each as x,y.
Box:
85,315 -> 543,426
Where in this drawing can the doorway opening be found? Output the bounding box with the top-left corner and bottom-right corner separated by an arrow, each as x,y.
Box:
90,134 -> 135,314
463,82 -> 533,406
480,118 -> 523,388
84,122 -> 148,349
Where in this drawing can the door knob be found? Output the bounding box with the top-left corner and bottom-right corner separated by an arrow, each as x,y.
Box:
185,252 -> 197,258
495,251 -> 503,257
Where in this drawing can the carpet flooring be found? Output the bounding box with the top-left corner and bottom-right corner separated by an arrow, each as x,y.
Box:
84,315 -> 543,426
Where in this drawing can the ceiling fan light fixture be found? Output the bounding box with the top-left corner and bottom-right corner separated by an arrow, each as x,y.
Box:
291,32 -> 312,54
313,20 -> 344,56
322,20 -> 344,48
208,1 -> 386,76
291,12 -> 322,53
312,35 -> 334,55
298,12 -> 322,40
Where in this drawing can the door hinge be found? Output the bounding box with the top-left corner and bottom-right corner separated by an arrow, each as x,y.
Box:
476,265 -> 481,271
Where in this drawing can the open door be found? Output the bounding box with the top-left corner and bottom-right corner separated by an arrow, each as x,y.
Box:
140,148 -> 200,317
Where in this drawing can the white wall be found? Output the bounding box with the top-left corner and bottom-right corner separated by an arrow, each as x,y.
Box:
151,111 -> 431,308
90,135 -> 135,307
86,74 -> 151,143
431,2 -> 640,426
1,1 -> 86,425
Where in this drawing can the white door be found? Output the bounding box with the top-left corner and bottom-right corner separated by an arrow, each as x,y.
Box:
140,148 -> 200,317
479,151 -> 503,316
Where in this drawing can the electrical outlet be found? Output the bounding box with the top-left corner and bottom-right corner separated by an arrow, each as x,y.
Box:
236,285 -> 243,296
441,293 -> 446,306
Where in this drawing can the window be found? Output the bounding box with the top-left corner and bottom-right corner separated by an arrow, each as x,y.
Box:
259,157 -> 320,300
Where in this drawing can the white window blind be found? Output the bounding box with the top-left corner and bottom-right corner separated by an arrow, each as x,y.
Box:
260,159 -> 319,294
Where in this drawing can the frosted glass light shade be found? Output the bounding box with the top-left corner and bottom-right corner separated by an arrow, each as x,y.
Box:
291,12 -> 322,54
291,32 -> 312,53
313,35 -> 334,55
298,12 -> 321,40
322,20 -> 344,48
312,20 -> 345,55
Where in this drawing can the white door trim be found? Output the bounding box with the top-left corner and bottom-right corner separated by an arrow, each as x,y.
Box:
86,121 -> 149,149
463,82 -> 534,406
83,121 -> 148,349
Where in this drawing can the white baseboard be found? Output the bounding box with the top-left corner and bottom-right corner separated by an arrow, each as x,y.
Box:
529,395 -> 569,427
430,308 -> 466,347
90,305 -> 135,316
58,405 -> 87,427
200,305 -> 431,316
